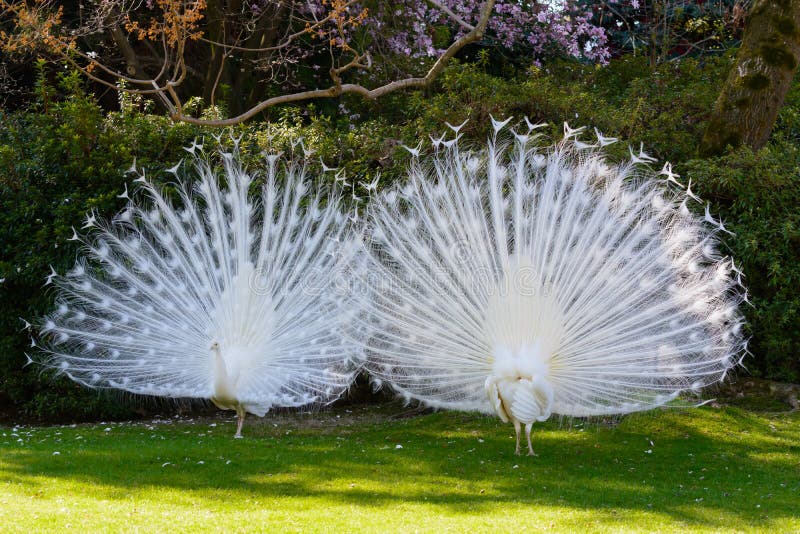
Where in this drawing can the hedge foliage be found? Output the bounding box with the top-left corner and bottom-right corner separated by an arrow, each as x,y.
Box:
0,54 -> 797,421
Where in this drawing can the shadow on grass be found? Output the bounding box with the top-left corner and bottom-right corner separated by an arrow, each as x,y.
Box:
1,406 -> 798,528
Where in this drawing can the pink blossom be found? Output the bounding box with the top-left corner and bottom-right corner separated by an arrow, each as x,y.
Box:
368,1 -> 610,64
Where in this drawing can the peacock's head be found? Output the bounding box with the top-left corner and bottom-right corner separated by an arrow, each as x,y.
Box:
210,341 -> 220,351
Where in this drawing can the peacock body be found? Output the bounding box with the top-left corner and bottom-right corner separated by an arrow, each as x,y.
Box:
38,146 -> 363,437
360,122 -> 747,454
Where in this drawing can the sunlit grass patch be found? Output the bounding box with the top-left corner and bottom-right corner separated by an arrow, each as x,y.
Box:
1,404 -> 798,532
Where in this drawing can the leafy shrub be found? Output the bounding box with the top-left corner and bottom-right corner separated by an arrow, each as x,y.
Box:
684,142 -> 800,382
394,53 -> 733,163
0,72 -> 205,421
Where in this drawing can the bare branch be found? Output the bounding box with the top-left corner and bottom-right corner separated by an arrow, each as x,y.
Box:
169,0 -> 496,126
196,0 -> 360,54
108,22 -> 147,78
426,0 -> 475,30
1,0 -> 497,127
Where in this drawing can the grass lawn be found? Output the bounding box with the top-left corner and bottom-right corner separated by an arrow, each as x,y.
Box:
0,403 -> 798,532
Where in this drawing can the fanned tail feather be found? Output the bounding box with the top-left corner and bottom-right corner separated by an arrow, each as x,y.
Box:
360,126 -> 747,418
38,148 -> 363,411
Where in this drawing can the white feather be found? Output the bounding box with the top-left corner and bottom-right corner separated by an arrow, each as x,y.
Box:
359,133 -> 747,434
37,149 -> 364,431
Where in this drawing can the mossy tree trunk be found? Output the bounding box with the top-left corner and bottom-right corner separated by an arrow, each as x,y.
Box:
700,0 -> 800,156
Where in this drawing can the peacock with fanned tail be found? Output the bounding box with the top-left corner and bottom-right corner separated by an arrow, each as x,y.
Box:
359,120 -> 748,455
36,144 -> 363,437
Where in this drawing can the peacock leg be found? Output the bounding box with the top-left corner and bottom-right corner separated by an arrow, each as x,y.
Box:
525,423 -> 536,456
234,406 -> 246,439
513,419 -> 521,455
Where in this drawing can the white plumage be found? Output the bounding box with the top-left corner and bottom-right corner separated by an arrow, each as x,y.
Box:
360,122 -> 747,455
38,147 -> 363,437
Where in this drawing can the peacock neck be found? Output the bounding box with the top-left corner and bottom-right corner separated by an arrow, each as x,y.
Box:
212,345 -> 235,400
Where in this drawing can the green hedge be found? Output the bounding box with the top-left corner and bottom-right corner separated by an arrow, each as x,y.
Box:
1,55 -> 798,421
684,144 -> 800,381
0,73 -> 204,420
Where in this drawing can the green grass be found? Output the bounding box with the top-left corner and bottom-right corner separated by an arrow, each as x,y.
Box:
1,404 -> 798,532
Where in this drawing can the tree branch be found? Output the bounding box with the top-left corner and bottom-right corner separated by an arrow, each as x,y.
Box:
426,0 -> 475,31
108,22 -> 147,79
170,0 -> 496,126
2,0 -> 496,127
195,0 -> 360,54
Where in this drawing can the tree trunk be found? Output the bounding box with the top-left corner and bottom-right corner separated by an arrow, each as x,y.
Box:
700,0 -> 800,156
202,0 -> 228,106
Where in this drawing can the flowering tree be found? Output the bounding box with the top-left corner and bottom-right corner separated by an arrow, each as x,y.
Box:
371,1 -> 609,64
0,1 -> 610,125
